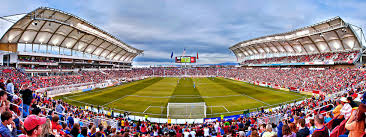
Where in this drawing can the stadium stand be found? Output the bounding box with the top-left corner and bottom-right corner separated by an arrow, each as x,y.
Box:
0,7 -> 365,137
0,66 -> 365,136
242,51 -> 360,65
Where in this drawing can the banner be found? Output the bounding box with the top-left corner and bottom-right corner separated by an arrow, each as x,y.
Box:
2,69 -> 11,73
312,90 -> 320,94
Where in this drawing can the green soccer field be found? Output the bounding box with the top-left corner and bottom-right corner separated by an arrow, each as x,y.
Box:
55,77 -> 307,118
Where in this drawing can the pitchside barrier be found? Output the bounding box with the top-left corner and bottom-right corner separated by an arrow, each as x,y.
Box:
42,77 -> 148,97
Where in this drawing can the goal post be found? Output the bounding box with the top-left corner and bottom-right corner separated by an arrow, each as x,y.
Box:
167,102 -> 206,119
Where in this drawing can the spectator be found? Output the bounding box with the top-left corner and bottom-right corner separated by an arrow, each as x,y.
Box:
332,97 -> 351,129
97,125 -> 106,137
289,123 -> 297,135
70,123 -> 80,137
282,125 -> 295,137
296,119 -> 309,137
40,119 -> 55,137
61,122 -> 71,135
19,115 -> 46,137
332,100 -> 342,117
203,126 -> 209,137
67,114 -> 74,128
262,124 -> 276,137
6,80 -> 14,94
250,128 -> 259,137
277,121 -> 283,137
55,101 -> 65,120
104,125 -> 111,136
0,90 -> 8,114
311,114 -> 329,137
51,115 -> 62,133
361,92 -> 366,104
347,97 -> 358,108
0,111 -> 16,137
0,79 -> 5,91
89,126 -> 97,137
77,127 -> 88,137
183,129 -> 190,137
309,119 -> 315,134
20,89 -> 33,117
259,124 -> 266,136
345,104 -> 366,137
47,111 -> 54,121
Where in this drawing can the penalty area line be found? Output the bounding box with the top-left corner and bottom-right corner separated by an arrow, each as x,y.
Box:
239,93 -> 270,106
223,106 -> 230,112
101,95 -> 127,107
143,105 -> 151,113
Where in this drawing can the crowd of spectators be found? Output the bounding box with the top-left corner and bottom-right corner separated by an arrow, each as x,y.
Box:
218,67 -> 366,95
242,51 -> 359,65
0,65 -> 365,136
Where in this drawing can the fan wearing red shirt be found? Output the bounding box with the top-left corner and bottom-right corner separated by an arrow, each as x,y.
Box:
51,115 -> 62,133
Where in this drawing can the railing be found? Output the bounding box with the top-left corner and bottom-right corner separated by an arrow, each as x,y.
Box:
256,114 -> 282,126
7,92 -> 24,123
40,106 -> 119,128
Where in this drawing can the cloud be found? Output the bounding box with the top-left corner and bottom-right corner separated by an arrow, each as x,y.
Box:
1,0 -> 366,66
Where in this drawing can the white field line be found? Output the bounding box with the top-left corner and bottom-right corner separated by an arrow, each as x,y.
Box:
66,78 -> 151,98
143,105 -> 151,113
239,93 -> 270,106
101,95 -> 128,107
253,85 -> 304,98
64,97 -> 95,106
223,106 -> 230,112
67,87 -> 112,98
125,94 -> 244,99
233,79 -> 305,98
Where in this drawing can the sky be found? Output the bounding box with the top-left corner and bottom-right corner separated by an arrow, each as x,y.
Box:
0,0 -> 366,66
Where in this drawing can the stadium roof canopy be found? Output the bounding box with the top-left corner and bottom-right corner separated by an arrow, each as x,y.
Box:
0,7 -> 143,62
229,17 -> 365,61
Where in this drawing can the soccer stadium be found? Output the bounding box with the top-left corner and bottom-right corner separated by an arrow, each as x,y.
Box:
0,1 -> 366,137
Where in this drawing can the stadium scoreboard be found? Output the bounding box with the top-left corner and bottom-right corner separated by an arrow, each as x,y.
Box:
175,56 -> 196,63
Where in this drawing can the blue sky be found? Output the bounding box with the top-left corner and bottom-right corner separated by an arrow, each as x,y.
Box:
1,0 -> 366,66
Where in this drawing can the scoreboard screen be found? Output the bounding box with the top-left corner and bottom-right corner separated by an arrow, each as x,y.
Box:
175,56 -> 196,63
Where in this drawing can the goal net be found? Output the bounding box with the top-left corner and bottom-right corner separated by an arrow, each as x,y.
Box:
167,102 -> 206,119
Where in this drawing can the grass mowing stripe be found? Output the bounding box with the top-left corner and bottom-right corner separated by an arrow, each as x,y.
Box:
55,78 -> 151,100
58,77 -> 307,118
209,78 -> 279,104
168,78 -> 204,103
212,78 -> 303,104
232,80 -> 307,98
104,78 -> 179,116
194,78 -> 266,116
70,77 -> 164,105
60,78 -> 154,100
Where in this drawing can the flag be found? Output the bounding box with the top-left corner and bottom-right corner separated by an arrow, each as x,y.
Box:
170,51 -> 173,59
196,52 -> 199,59
182,48 -> 186,56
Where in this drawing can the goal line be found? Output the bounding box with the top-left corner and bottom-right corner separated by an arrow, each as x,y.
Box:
167,102 -> 206,119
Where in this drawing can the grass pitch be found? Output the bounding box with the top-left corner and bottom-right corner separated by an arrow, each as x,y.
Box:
56,77 -> 307,118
